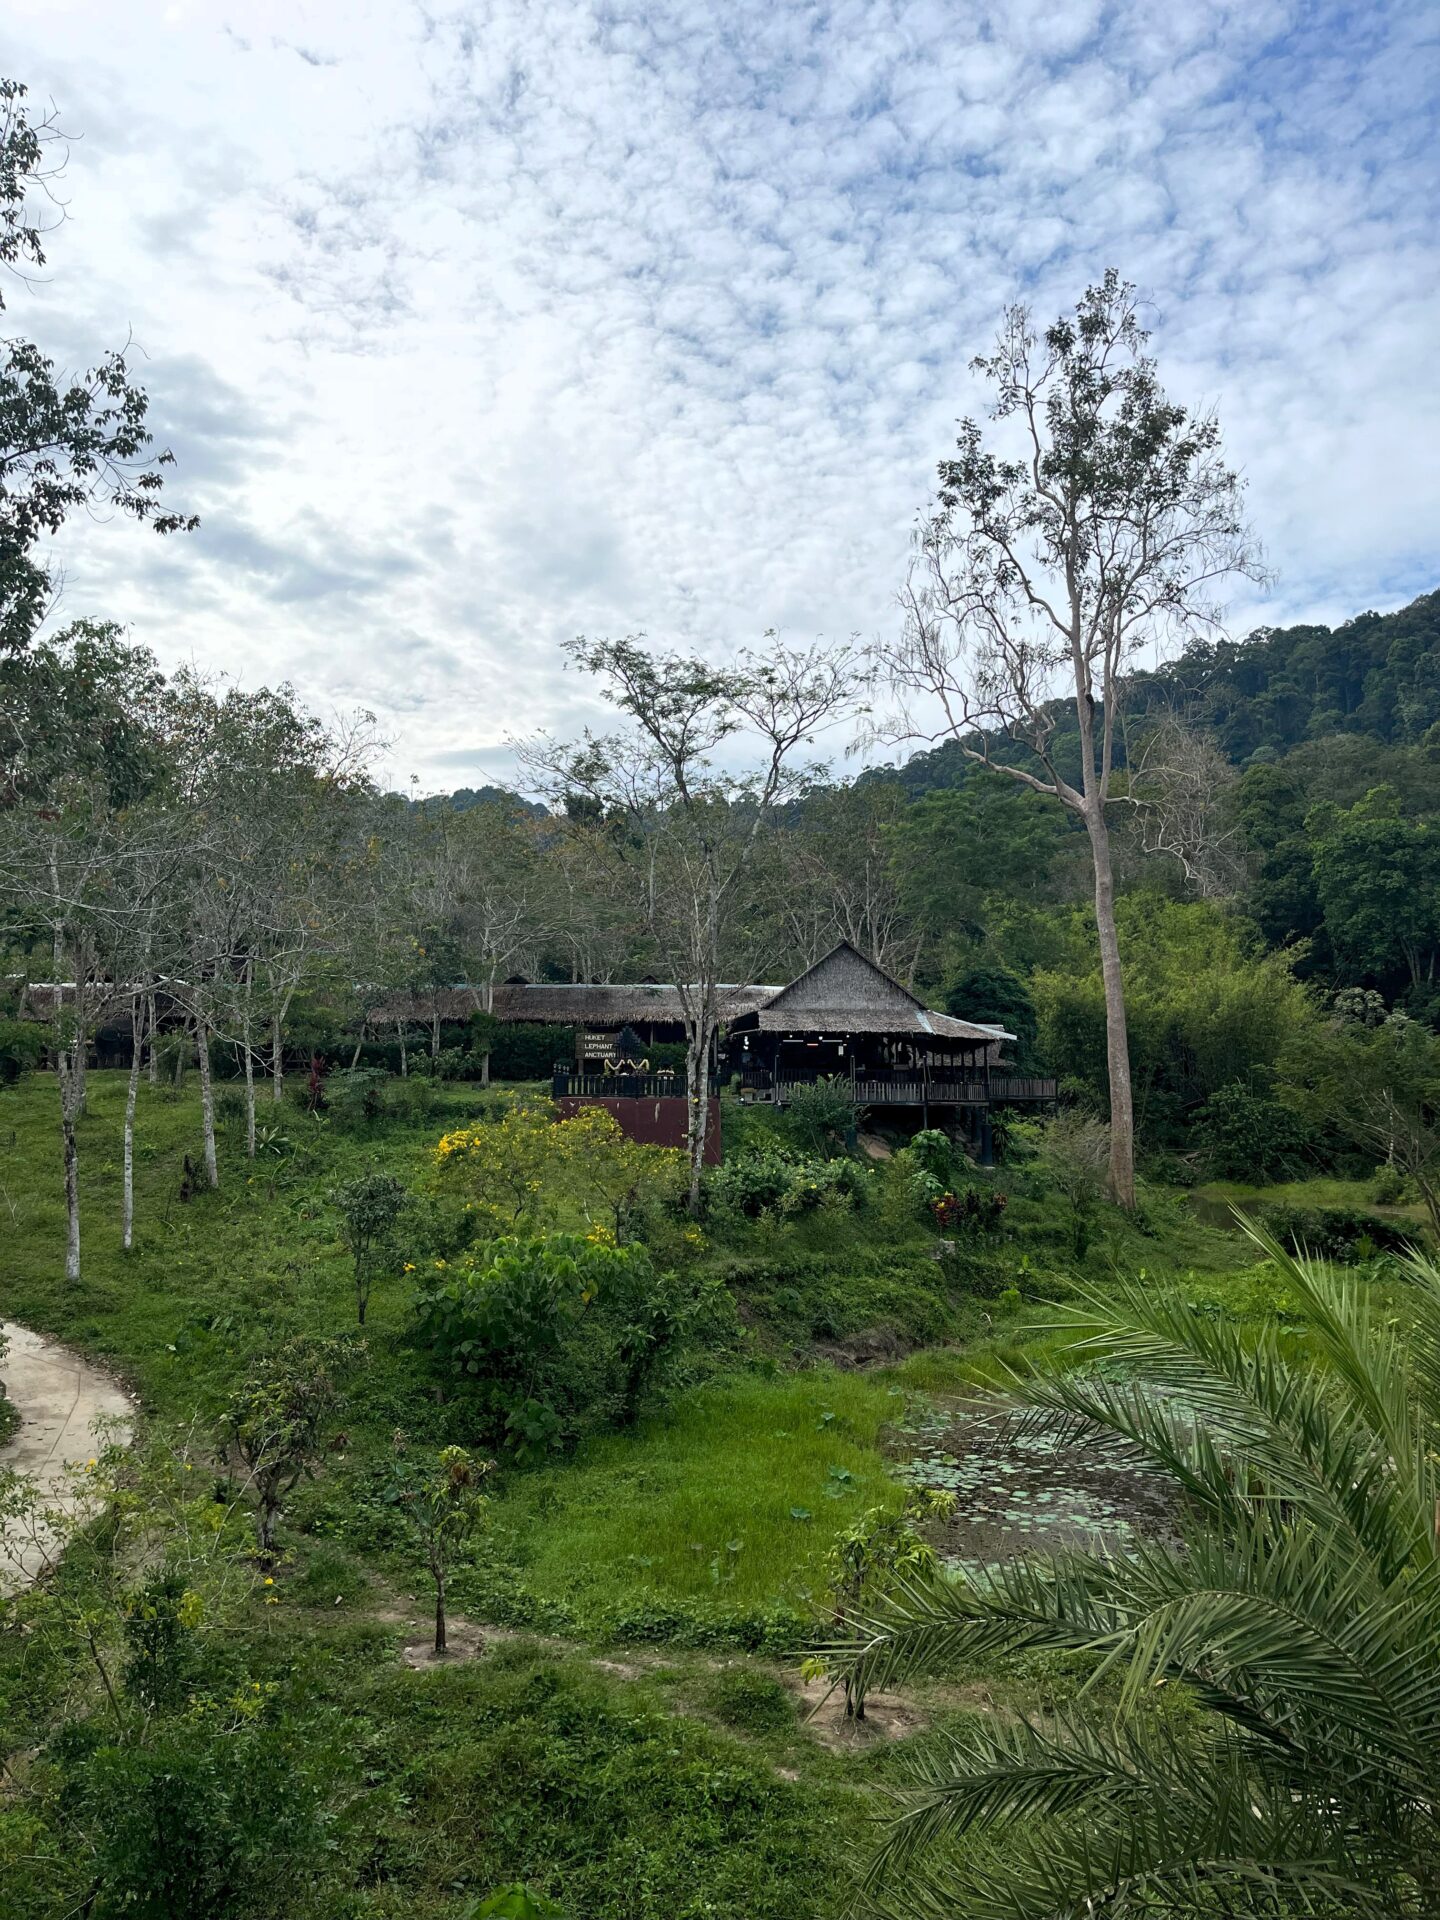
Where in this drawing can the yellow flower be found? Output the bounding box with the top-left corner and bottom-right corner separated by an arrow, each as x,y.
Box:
263,1577 -> 274,1587
403,1262 -> 416,1272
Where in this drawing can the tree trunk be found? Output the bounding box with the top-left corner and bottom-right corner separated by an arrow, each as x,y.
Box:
431,1002 -> 441,1060
61,1096 -> 81,1282
52,923 -> 81,1281
242,1021 -> 257,1159
271,1009 -> 285,1103
123,994 -> 143,1252
146,992 -> 159,1084
396,1020 -> 408,1078
434,1577 -> 446,1654
196,1019 -> 219,1189
684,1020 -> 712,1215
1084,804 -> 1135,1208
350,1022 -> 365,1070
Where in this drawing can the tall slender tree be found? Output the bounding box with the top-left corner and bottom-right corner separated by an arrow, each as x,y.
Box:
882,272 -> 1266,1205
525,636 -> 863,1210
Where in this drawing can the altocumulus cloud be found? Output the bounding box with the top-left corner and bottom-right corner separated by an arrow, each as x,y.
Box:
5,0 -> 1437,789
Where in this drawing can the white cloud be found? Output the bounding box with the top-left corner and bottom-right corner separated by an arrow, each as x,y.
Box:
5,0 -> 1436,791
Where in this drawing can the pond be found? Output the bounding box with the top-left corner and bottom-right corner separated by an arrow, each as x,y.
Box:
894,1395 -> 1180,1568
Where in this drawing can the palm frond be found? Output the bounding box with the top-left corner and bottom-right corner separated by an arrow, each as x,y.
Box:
819,1232 -> 1440,1917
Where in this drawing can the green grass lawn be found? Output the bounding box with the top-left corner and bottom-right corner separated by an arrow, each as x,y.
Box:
473,1369 -> 907,1630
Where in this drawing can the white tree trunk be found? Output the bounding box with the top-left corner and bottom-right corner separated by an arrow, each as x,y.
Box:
684,1019 -> 713,1215
146,991 -> 159,1084
271,1009 -> 284,1103
1084,803 -> 1136,1209
196,1019 -> 219,1189
481,973 -> 494,1088
397,1021 -> 408,1078
51,921 -> 82,1281
242,1019 -> 257,1159
123,994 -> 143,1251
61,1092 -> 81,1282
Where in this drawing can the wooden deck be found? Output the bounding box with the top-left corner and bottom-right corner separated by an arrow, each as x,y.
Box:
756,1071 -> 1057,1107
550,1068 -> 1057,1106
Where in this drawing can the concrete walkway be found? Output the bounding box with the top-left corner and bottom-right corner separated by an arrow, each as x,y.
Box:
0,1321 -> 134,1590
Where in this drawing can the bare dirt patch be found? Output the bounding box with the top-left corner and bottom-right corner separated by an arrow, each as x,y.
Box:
792,1672 -> 926,1748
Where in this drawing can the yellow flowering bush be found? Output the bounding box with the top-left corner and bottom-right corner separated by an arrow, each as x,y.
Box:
432,1101 -> 684,1242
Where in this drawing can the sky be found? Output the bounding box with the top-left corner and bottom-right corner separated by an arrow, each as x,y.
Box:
5,0 -> 1438,792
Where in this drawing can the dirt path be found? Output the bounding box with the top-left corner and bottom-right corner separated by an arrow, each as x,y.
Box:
0,1322 -> 134,1590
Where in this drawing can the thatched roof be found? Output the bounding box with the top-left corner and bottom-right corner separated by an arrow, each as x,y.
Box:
731,943 -> 1013,1044
365,982 -> 779,1028
364,945 -> 1013,1045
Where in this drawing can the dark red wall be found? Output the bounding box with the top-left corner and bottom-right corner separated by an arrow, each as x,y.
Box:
555,1095 -> 722,1164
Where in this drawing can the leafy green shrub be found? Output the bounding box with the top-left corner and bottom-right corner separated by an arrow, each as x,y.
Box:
700,1667 -> 794,1733
413,1234 -> 723,1454
1370,1164 -> 1418,1206
323,1067 -> 389,1127
55,1707 -> 327,1920
708,1146 -> 867,1218
220,1334 -> 362,1557
784,1076 -> 861,1157
1192,1080 -> 1314,1180
381,1073 -> 440,1123
415,1044 -> 470,1081
910,1127 -> 958,1185
485,1020 -> 576,1080
330,1169 -> 409,1325
1260,1200 -> 1415,1262
0,1015 -> 42,1082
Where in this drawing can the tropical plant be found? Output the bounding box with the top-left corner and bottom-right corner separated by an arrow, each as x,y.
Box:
330,1168 -> 409,1325
813,1489 -> 954,1721
785,1074 -> 862,1157
412,1233 -> 703,1454
1031,1109 -> 1111,1257
815,1227 -> 1440,1918
709,1144 -> 868,1218
220,1336 -> 359,1558
555,1104 -> 686,1242
433,1097 -> 563,1229
390,1443 -> 492,1653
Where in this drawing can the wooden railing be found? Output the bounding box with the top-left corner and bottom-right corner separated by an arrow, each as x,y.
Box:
556,1067 -> 1058,1104
738,1069 -> 1057,1106
553,1070 -> 687,1099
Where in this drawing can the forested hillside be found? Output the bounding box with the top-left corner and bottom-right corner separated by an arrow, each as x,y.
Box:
839,588 -> 1440,1036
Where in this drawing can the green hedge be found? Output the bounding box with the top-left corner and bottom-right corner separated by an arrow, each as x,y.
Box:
348,1021 -> 575,1081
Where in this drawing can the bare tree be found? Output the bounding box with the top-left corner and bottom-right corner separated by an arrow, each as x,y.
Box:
1130,713 -> 1248,900
881,272 -> 1266,1205
524,635 -> 864,1210
766,781 -> 921,983
0,622 -> 169,1274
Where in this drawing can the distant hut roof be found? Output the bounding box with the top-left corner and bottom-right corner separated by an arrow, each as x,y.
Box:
365,982 -> 780,1028
730,942 -> 1014,1044
491,982 -> 779,1025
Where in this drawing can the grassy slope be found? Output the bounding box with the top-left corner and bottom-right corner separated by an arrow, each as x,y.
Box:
0,1073 -> 916,1917
0,1069 -> 1316,1918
